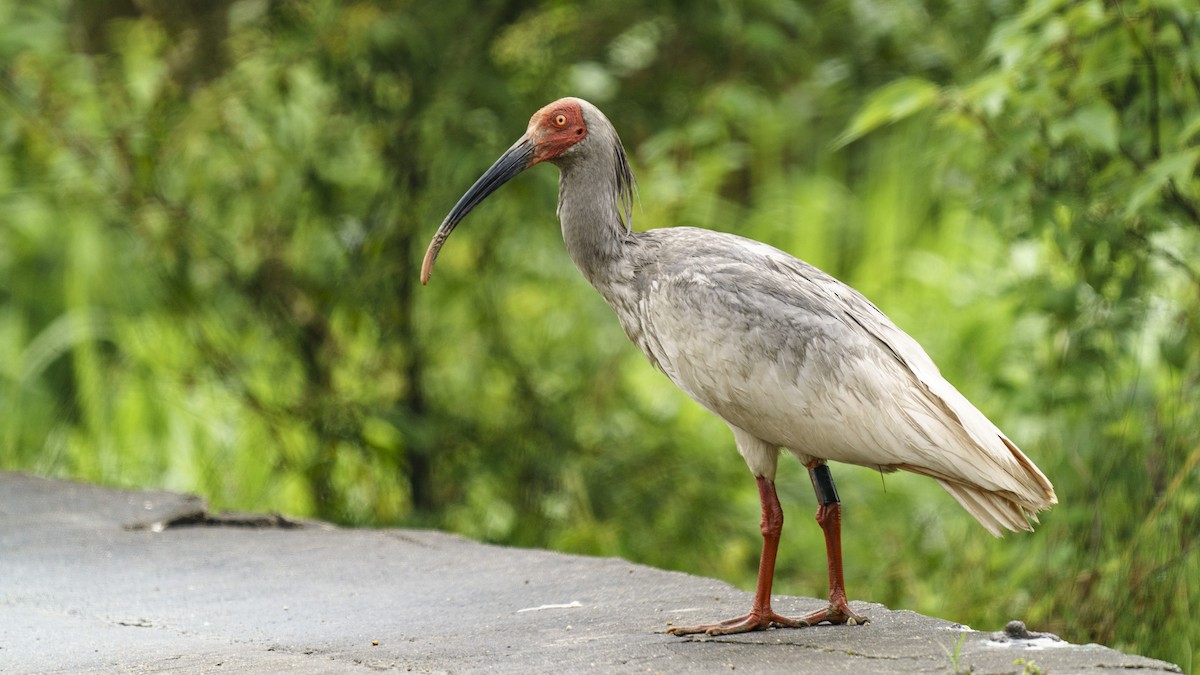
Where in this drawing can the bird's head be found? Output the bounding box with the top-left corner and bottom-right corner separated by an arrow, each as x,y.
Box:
420,98 -> 598,285
528,98 -> 591,165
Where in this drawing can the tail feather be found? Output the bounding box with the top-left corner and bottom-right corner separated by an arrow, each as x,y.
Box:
937,479 -> 1045,537
843,293 -> 1059,531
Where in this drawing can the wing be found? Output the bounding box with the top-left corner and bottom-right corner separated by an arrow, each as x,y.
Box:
628,227 -> 1056,534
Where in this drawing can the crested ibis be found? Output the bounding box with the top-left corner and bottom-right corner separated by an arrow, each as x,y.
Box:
420,97 -> 1057,636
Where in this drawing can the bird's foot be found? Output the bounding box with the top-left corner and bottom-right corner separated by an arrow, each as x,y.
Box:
667,608 -> 805,636
799,599 -> 868,627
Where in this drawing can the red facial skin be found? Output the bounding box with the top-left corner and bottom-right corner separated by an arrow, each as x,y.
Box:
528,100 -> 588,165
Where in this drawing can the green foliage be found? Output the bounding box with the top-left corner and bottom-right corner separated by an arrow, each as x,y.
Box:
842,0 -> 1200,666
943,631 -> 970,674
1013,658 -> 1043,675
1,0 -> 1196,668
835,77 -> 941,148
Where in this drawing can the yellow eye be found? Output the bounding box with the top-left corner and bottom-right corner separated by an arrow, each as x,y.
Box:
554,114 -> 568,126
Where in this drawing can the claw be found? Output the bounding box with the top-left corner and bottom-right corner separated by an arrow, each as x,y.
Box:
800,599 -> 869,627
668,609 -> 805,636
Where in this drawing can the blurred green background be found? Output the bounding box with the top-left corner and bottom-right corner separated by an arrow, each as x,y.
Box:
2,0 -> 1197,668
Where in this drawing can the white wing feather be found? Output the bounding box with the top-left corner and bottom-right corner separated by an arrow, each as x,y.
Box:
623,229 -> 1056,535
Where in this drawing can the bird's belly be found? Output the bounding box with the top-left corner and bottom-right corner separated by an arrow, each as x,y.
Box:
660,337 -> 912,468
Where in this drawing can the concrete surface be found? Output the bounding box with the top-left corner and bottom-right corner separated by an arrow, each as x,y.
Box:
0,472 -> 1182,674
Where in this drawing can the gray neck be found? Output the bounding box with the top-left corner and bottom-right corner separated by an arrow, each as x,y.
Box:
555,156 -> 631,289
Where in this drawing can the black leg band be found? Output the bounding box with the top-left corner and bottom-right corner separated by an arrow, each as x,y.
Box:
812,464 -> 840,506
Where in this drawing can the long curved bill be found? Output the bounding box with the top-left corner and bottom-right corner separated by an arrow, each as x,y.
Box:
420,134 -> 535,284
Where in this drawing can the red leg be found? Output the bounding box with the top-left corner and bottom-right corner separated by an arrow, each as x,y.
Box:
801,463 -> 868,626
668,476 -> 805,635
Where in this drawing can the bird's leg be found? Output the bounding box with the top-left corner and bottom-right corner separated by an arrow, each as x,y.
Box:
801,462 -> 868,626
668,476 -> 805,636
